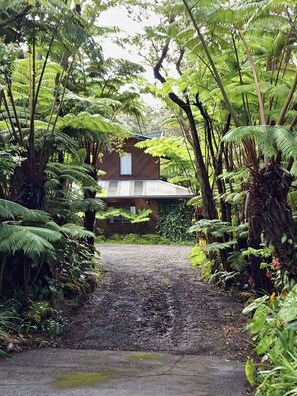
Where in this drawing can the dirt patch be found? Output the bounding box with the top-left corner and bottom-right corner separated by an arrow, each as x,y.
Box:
59,245 -> 249,360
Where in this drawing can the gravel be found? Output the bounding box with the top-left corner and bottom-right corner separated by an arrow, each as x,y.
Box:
59,244 -> 249,360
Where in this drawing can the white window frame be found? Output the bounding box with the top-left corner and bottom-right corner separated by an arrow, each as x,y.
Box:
120,153 -> 132,175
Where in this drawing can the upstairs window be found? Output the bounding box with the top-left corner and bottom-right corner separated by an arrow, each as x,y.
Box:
120,153 -> 132,175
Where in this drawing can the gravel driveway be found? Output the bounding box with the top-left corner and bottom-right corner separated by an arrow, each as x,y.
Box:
60,245 -> 248,360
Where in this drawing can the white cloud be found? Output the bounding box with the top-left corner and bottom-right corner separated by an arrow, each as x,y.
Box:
96,5 -> 161,106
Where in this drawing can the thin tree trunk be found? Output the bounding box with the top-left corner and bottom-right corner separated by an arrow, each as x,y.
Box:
154,42 -> 217,219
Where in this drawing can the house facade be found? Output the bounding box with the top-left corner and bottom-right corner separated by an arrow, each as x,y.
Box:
97,135 -> 193,236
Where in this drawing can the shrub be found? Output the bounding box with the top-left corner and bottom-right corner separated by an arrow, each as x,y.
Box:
243,285 -> 297,395
156,201 -> 195,243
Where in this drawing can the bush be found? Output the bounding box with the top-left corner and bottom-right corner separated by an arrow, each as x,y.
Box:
156,201 -> 195,243
243,285 -> 297,395
0,299 -> 61,357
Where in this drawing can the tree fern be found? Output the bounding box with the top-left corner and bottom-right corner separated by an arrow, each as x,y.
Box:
0,224 -> 57,260
0,199 -> 50,221
70,198 -> 104,213
59,223 -> 94,239
223,125 -> 297,159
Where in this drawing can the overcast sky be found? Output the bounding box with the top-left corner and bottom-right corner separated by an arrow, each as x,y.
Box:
97,5 -> 159,83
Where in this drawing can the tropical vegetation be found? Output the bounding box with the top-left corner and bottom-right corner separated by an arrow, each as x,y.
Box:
0,0 -> 297,394
0,0 -> 145,355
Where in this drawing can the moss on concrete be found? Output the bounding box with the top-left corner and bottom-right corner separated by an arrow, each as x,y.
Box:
128,352 -> 164,360
52,370 -> 119,389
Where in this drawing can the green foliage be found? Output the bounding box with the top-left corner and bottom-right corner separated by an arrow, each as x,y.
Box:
136,137 -> 196,190
96,207 -> 153,225
245,358 -> 255,386
189,219 -> 249,272
0,298 -> 61,357
189,219 -> 248,239
156,201 -> 195,243
0,200 -> 62,262
188,244 -> 214,279
223,126 -> 297,160
189,245 -> 207,267
243,286 -> 297,395
96,233 -> 175,245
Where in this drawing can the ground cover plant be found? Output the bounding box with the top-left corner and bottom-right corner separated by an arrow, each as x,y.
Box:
96,233 -> 182,245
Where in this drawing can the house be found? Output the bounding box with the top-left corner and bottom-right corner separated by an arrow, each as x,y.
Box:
96,135 -> 193,236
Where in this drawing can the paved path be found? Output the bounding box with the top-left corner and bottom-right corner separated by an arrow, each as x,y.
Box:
0,349 -> 246,395
0,245 -> 249,395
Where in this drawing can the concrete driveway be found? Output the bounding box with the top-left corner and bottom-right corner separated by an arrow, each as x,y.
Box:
0,348 -> 247,395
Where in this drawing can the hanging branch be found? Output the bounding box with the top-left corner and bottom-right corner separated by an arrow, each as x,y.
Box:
154,40 -> 217,219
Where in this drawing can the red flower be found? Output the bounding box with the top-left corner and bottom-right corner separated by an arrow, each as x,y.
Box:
272,259 -> 280,269
281,292 -> 287,298
266,270 -> 273,278
247,276 -> 253,285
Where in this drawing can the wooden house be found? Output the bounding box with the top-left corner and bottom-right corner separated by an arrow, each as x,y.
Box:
97,135 -> 192,236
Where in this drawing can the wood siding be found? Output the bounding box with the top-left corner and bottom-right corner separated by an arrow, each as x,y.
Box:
100,137 -> 160,180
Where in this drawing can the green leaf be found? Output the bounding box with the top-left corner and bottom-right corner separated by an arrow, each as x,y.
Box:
245,358 -> 255,386
255,333 -> 275,355
278,286 -> 297,323
250,305 -> 268,333
285,320 -> 297,331
242,295 -> 269,315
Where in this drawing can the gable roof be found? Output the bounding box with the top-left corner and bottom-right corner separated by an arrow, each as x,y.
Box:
97,180 -> 192,199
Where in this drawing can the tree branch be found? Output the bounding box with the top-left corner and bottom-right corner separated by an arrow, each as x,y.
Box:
176,48 -> 185,76
153,42 -> 190,111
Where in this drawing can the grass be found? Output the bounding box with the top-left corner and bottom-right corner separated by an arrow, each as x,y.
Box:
95,233 -> 194,246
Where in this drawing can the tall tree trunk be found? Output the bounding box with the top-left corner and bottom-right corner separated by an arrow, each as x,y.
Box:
246,164 -> 297,291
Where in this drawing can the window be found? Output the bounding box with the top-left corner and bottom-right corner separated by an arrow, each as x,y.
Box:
120,153 -> 132,175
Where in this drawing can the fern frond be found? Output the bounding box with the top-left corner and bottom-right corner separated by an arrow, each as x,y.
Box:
223,125 -> 297,159
0,200 -> 32,220
222,125 -> 269,144
0,224 -> 56,259
202,240 -> 238,252
70,198 -> 105,213
0,200 -> 50,222
60,223 -> 94,238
